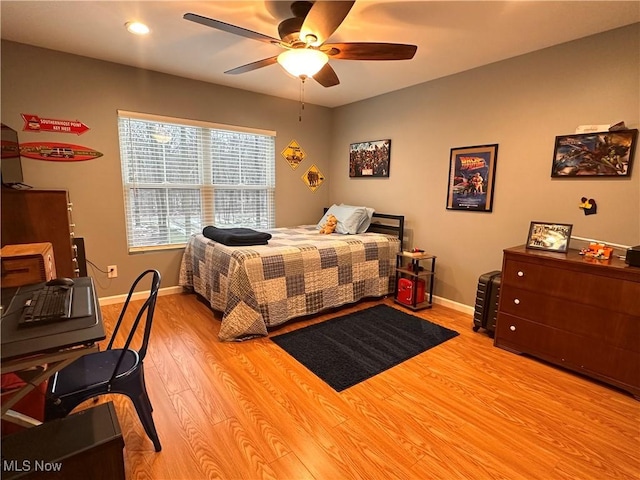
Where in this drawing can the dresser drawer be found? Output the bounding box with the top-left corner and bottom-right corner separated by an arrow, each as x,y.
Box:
502,259 -> 640,316
499,285 -> 640,351
495,313 -> 640,390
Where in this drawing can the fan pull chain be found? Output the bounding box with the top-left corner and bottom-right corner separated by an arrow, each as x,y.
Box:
299,76 -> 307,122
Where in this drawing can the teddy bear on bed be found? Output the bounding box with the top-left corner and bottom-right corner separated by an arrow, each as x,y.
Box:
319,214 -> 338,234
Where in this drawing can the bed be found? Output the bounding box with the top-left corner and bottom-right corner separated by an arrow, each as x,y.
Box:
178,210 -> 404,341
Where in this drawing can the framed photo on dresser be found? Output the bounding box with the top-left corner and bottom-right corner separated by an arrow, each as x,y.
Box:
525,222 -> 572,253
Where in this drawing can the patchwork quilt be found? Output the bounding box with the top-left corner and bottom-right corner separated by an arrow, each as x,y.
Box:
179,226 -> 401,341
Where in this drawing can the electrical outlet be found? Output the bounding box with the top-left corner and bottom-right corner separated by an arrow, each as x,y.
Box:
107,265 -> 118,278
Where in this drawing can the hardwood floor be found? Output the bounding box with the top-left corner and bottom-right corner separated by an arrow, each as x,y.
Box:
92,293 -> 639,480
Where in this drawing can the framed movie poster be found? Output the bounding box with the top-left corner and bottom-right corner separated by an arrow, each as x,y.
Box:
551,129 -> 638,177
526,221 -> 573,253
446,144 -> 498,212
349,139 -> 390,177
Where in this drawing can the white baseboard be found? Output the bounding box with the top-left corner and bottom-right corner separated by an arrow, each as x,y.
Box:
98,285 -> 184,305
433,295 -> 474,316
99,286 -> 475,318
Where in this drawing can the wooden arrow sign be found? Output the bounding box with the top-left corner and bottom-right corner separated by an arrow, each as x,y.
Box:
21,114 -> 90,135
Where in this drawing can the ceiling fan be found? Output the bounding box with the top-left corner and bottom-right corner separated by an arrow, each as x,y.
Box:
183,1 -> 417,88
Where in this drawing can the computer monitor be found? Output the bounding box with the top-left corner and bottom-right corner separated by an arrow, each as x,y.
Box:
1,123 -> 24,186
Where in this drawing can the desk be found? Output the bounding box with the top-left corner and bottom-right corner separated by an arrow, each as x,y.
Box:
1,277 -> 105,427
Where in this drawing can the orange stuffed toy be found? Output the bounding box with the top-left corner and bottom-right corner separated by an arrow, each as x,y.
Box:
319,214 -> 338,234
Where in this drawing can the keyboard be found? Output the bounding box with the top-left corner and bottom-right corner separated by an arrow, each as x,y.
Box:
19,286 -> 73,328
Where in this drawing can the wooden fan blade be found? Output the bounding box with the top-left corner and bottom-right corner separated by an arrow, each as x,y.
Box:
313,63 -> 340,88
184,13 -> 281,45
325,43 -> 417,60
300,1 -> 355,46
225,56 -> 279,75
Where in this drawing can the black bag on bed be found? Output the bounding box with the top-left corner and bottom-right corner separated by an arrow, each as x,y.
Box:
202,226 -> 272,246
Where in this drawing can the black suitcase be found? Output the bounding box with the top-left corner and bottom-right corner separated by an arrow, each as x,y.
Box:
472,270 -> 501,337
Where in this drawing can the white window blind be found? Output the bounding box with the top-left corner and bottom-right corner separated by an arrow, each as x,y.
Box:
117,111 -> 275,252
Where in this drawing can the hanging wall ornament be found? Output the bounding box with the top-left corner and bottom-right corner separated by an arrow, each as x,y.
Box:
579,197 -> 597,215
281,139 -> 306,170
302,164 -> 325,192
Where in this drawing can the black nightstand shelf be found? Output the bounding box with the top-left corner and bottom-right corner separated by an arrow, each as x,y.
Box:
394,251 -> 436,311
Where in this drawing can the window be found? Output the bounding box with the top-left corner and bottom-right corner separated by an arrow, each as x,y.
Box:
117,111 -> 275,252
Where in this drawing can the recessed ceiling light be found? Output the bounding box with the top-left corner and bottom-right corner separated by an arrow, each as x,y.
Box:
125,21 -> 150,35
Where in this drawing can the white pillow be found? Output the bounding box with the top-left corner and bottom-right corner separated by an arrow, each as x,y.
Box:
340,204 -> 375,233
317,204 -> 370,234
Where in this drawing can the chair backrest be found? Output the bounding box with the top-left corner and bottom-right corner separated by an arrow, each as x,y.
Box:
107,269 -> 161,382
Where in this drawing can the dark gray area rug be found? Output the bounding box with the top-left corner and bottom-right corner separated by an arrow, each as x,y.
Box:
271,304 -> 459,391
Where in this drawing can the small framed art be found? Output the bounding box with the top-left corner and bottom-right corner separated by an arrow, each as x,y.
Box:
551,129 -> 638,177
349,139 -> 390,177
526,222 -> 573,253
446,144 -> 498,212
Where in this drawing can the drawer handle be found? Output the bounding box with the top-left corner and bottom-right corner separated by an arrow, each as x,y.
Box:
517,271 -> 524,277
514,298 -> 520,305
510,325 -> 516,331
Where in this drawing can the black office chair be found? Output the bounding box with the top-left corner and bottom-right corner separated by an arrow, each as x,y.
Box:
45,269 -> 162,452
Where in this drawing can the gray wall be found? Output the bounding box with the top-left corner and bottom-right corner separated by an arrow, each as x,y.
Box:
1,41 -> 332,297
330,23 -> 640,307
2,23 -> 639,308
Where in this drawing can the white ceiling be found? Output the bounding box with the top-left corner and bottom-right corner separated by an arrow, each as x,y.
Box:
1,1 -> 638,108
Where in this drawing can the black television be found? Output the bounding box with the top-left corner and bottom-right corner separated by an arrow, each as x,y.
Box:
1,123 -> 24,186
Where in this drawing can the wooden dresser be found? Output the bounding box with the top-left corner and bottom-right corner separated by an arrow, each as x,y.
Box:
1,188 -> 78,278
495,245 -> 640,398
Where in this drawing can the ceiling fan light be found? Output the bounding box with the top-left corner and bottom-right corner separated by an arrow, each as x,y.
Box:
277,49 -> 328,78
125,21 -> 150,35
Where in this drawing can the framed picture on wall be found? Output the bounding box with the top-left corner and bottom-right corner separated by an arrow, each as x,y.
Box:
551,129 -> 638,177
446,144 -> 498,212
525,221 -> 573,253
349,139 -> 391,177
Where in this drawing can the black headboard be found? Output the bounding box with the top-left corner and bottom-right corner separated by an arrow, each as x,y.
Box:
368,213 -> 405,250
323,208 -> 404,250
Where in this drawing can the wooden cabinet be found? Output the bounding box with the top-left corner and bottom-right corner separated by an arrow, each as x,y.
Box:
495,245 -> 640,398
1,188 -> 78,278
